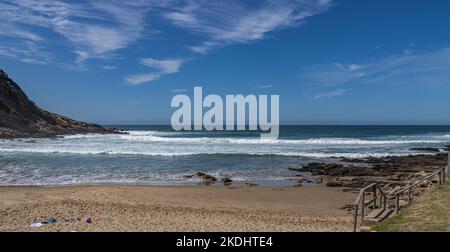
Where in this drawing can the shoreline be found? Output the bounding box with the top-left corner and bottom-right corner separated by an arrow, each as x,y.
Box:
0,183 -> 298,189
0,152 -> 447,188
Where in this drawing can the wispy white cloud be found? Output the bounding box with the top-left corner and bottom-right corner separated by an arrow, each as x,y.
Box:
101,65 -> 117,70
300,63 -> 367,86
0,0 -> 335,83
258,84 -> 274,89
0,41 -> 52,64
170,88 -> 188,93
164,0 -> 333,54
0,0 -> 159,63
125,73 -> 161,86
189,42 -> 219,55
0,24 -> 43,41
125,58 -> 185,86
299,47 -> 450,87
314,89 -> 348,99
402,48 -> 414,56
140,58 -> 184,74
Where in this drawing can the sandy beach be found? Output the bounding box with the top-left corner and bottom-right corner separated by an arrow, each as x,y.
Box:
0,185 -> 355,232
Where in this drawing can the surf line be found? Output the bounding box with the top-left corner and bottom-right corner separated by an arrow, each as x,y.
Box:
171,86 -> 280,139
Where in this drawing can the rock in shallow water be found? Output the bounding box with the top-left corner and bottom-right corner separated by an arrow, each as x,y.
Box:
221,178 -> 233,186
184,172 -> 219,185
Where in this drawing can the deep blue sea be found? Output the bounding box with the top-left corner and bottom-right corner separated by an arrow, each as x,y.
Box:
0,125 -> 449,186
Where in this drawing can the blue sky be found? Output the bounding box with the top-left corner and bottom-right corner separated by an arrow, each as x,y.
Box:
1,0 -> 450,125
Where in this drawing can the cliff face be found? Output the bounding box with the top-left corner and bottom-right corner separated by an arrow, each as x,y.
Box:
0,69 -> 115,138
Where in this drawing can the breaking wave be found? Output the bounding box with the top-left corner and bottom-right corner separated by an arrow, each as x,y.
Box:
0,130 -> 448,158
1,126 -> 450,186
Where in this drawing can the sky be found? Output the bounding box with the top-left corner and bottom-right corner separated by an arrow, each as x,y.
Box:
1,0 -> 450,125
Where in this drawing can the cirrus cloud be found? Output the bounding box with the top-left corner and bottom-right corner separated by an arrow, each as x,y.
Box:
125,58 -> 185,86
300,47 -> 450,87
0,0 -> 160,63
0,0 -> 335,86
163,0 -> 333,54
314,89 -> 348,99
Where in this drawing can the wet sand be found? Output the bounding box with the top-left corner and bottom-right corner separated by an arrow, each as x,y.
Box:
0,185 -> 355,232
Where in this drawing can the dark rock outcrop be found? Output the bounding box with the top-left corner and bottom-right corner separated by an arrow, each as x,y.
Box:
183,172 -> 219,185
195,172 -> 218,183
289,153 -> 448,189
0,69 -> 117,138
221,178 -> 233,186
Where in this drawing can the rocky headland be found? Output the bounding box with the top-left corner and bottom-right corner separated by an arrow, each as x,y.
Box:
0,69 -> 118,139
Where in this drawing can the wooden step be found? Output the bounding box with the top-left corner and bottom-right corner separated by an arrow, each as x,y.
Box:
359,226 -> 373,232
364,198 -> 375,207
365,209 -> 385,219
363,209 -> 394,224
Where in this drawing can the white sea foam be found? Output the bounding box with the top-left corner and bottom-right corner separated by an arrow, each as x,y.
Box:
0,146 -> 429,158
1,130 -> 449,158
112,131 -> 446,145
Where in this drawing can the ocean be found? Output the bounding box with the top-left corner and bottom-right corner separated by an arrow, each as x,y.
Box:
0,125 -> 449,186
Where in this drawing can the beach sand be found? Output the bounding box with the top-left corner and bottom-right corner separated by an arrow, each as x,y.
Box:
0,185 -> 355,232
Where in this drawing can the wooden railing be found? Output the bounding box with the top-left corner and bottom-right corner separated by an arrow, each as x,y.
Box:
352,165 -> 447,232
352,183 -> 387,232
393,166 -> 447,214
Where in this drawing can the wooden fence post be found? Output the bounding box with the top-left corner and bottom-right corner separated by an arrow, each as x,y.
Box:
447,152 -> 449,181
408,189 -> 412,203
373,187 -> 377,209
361,193 -> 365,222
395,195 -> 400,215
